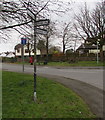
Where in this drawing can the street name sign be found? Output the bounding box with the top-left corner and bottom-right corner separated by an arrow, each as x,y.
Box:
36,19 -> 50,26
36,28 -> 48,35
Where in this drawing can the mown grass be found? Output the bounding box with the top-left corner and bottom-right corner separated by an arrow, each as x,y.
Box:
14,61 -> 105,67
2,71 -> 96,118
47,61 -> 105,67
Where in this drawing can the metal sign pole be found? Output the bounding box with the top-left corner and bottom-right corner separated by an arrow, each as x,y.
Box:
21,44 -> 24,72
21,38 -> 26,72
33,15 -> 37,101
22,44 -> 24,72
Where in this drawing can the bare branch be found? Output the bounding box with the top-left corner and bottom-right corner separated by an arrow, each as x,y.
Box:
0,20 -> 32,30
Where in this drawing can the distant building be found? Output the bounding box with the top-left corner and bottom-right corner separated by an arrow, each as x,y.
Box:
77,44 -> 105,54
6,52 -> 15,58
0,52 -> 7,57
0,52 -> 15,58
14,44 -> 41,57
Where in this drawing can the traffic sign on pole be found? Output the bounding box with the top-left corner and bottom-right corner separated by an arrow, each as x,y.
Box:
21,37 -> 26,73
21,38 -> 27,45
36,19 -> 50,26
36,28 -> 48,35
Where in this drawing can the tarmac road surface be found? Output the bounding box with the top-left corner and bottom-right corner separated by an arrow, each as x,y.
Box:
1,63 -> 105,118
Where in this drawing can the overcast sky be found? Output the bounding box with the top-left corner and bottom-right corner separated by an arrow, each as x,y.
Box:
0,0 -> 101,53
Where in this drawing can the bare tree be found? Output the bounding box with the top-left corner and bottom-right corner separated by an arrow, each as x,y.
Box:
0,0 -> 50,36
0,0 -> 73,55
37,39 -> 46,56
44,21 -> 56,61
74,1 -> 105,61
59,22 -> 76,54
0,0 -> 73,33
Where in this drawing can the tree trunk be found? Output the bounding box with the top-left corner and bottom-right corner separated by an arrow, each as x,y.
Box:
63,39 -> 65,54
27,41 -> 31,57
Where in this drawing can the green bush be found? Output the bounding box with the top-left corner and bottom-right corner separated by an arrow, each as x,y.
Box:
2,57 -> 16,63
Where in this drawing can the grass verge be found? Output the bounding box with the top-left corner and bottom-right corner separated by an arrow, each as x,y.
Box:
47,61 -> 105,67
14,61 -> 105,67
2,71 -> 95,118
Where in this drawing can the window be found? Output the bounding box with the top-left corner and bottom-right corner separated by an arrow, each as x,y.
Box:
32,49 -> 34,53
17,50 -> 20,53
25,49 -> 29,53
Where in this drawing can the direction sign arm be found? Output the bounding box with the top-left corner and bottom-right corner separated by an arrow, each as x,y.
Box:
36,19 -> 50,26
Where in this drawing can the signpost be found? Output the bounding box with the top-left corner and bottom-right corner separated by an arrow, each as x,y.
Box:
36,19 -> 50,27
36,28 -> 48,35
21,38 -> 27,72
28,10 -> 50,102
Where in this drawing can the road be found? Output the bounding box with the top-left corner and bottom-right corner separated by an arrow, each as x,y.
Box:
1,63 -> 105,118
2,63 -> 104,90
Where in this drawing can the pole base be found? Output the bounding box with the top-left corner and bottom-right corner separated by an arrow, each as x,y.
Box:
34,92 -> 37,102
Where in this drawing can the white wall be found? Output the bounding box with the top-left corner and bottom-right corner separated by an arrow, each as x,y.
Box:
103,45 -> 105,51
15,45 -> 41,56
89,49 -> 100,54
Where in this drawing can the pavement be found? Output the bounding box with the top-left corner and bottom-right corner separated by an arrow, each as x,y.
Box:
2,63 -> 105,118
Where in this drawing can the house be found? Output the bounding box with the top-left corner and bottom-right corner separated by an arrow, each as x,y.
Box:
6,52 -> 15,58
0,52 -> 7,57
77,43 -> 101,54
0,52 -> 15,58
14,44 -> 41,57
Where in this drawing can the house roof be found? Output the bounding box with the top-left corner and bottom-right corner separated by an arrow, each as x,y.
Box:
77,44 -> 97,50
6,53 -> 15,58
14,43 -> 34,50
0,53 -> 7,57
14,44 -> 23,50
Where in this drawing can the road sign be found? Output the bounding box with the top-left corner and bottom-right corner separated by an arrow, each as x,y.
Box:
36,28 -> 48,35
21,38 -> 27,45
36,19 -> 50,26
27,11 -> 50,27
